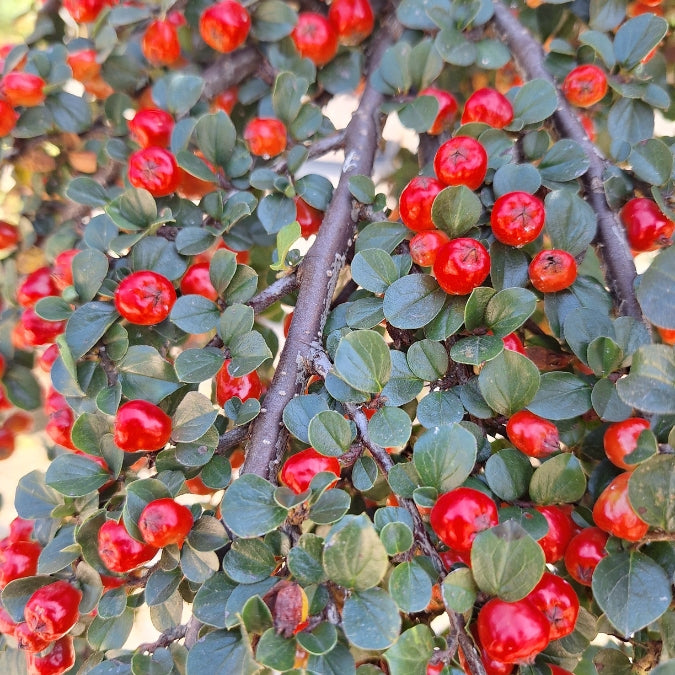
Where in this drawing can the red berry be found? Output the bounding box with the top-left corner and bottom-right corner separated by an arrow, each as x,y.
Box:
24,580 -> 82,640
462,88 -> 514,129
114,270 -> 177,326
180,262 -> 218,302
62,0 -> 113,22
212,86 -> 238,114
529,250 -> 577,293
51,249 -> 79,291
67,49 -> 100,82
113,399 -> 172,452
501,332 -> 526,355
280,448 -> 341,494
17,267 -> 59,307
139,498 -> 193,549
562,64 -> 608,108
526,572 -> 579,640
243,118 -> 287,158
8,517 -> 35,542
399,176 -> 445,232
534,505 -> 574,564
45,408 -> 77,451
1,72 -> 46,107
291,13 -> 339,67
15,621 -> 52,653
592,472 -> 649,542
0,220 -> 19,248
215,359 -> 262,407
506,410 -> 559,459
490,191 -> 546,247
18,308 -> 66,346
328,0 -> 374,46
620,198 -> 674,252
430,487 -> 498,552
0,428 -> 16,460
127,147 -> 181,197
199,0 -> 251,54
0,540 -> 41,588
477,597 -> 550,664
26,635 -> 75,675
409,230 -> 450,267
128,108 -> 174,149
603,418 -> 650,471
433,237 -> 491,295
142,19 -> 181,66
97,519 -> 159,573
419,87 -> 459,135
458,625 -> 514,675
564,526 -> 608,586
0,99 -> 18,136
295,197 -> 324,238
434,136 -> 488,191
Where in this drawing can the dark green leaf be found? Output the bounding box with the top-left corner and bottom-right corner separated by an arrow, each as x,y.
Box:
416,390 -> 464,428
117,346 -> 179,403
333,330 -> 391,394
46,454 -> 110,497
228,330 -> 272,376
15,470 -> 63,519
512,79 -> 558,125
383,274 -> 445,330
355,221 -> 409,254
442,567 -> 478,613
222,474 -> 288,537
478,350 -> 540,416
380,350 -> 425,407
530,453 -> 587,505
398,97 -> 439,132
171,392 -> 217,443
223,539 -> 276,584
628,455 -> 675,531
629,139 -> 673,186
380,522 -> 414,556
450,335 -> 503,365
2,365 -> 42,411
174,348 -> 224,384
384,624 -> 434,675
431,185 -> 482,238
308,410 -> 353,457
636,246 -> 675,330
185,630 -> 257,675
351,249 -> 399,294
617,345 -> 675,415
527,372 -> 592,420
492,163 -> 541,198
87,608 -> 134,650
539,140 -> 590,183
48,91 -> 91,133
614,14 -> 668,70
368,407 -> 412,448
65,302 -> 119,360
545,190 -> 598,257
343,588 -> 401,649
485,448 -> 533,501
389,560 -> 433,613
349,175 -> 375,204
608,98 -> 654,145
406,339 -> 448,381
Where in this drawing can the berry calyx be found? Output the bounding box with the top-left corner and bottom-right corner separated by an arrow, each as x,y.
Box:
528,249 -> 577,293
433,237 -> 491,295
127,147 -> 181,197
114,270 -> 177,326
506,410 -> 559,459
526,572 -> 579,640
280,448 -> 341,494
434,136 -> 488,190
490,191 -> 546,247
113,399 -> 172,452
139,498 -> 194,549
461,88 -> 514,128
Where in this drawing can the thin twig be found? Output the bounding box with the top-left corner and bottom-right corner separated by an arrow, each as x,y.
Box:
247,272 -> 300,314
137,623 -> 188,654
215,425 -> 249,455
270,130 -> 348,175
492,2 -> 645,324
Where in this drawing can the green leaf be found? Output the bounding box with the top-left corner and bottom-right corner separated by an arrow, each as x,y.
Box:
145,568 -> 182,607
539,140 -> 590,184
368,407 -> 412,448
591,378 -> 633,422
48,91 -> 91,133
349,175 -> 375,204
381,350 -> 425,407
383,274 -> 446,330
307,644 -> 356,675
628,455 -> 675,531
66,177 -> 109,207
185,630 -> 257,675
450,335 -> 503,365
309,488 -> 351,524
408,38 -> 444,90
240,595 -> 273,635
308,410 -> 353,457
442,567 -> 478,614
435,27 -> 476,66
273,71 -> 309,125
389,560 -> 433,613
485,288 -> 537,338
485,448 -> 533,501
614,14 -> 668,70
106,188 -> 157,232
416,390 -> 464,428
351,249 -> 399,294
174,348 -> 224,384
384,624 -> 434,675
192,573 -> 237,628
228,330 -> 272,376
398,96 -> 439,132
117,345 -> 180,403
527,372 -> 592,420
223,264 -> 258,304
256,629 -> 296,671
223,539 -> 276,584
65,302 -> 119,360
544,190 -> 598,258
153,73 -> 203,117
288,533 -> 326,585
492,163 -> 541,198
355,221 -> 409,254
87,608 -> 134,650
413,423 -> 477,492
637,246 -> 675,330
406,339 -> 448,381
380,522 -> 414,556
590,0 -> 627,31
222,474 -> 288,537
465,287 -> 495,331
343,588 -> 402,649
478,350 -> 540,416
579,30 -> 616,68
592,551 -> 672,637
470,520 -> 545,601
171,392 -> 217,443
131,237 -> 186,281
34,296 -> 72,321
431,185 -> 482,238
616,345 -> 675,415
72,249 -> 109,303
46,454 -> 110,497
252,0 -> 297,41
587,336 -> 623,377
490,242 -> 529,292
333,330 -> 391,394
608,98 -> 654,145
37,525 -> 79,575
530,453 -> 587,505
270,221 -> 301,272
170,295 -> 219,334
323,514 -> 388,591
629,139 -> 673,186
218,304 -> 254,347
512,79 -> 558,125
15,470 -> 63,519
2,365 -> 42,411
297,622 -> 338,656
180,542 -> 219,583
283,394 -> 329,444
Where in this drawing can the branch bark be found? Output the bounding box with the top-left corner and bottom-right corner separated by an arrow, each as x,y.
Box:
242,16 -> 403,479
202,48 -> 260,100
492,1 -> 645,323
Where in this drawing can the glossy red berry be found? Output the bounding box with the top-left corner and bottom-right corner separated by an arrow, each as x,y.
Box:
527,572 -> 579,640
477,597 -> 550,664
62,0 -> 113,22
127,147 -> 181,197
1,72 -> 46,107
8,517 -> 35,542
24,580 -> 82,640
534,505 -> 574,564
213,86 -> 238,114
506,410 -> 559,459
114,399 -> 172,452
434,136 -> 488,191
419,87 -> 459,135
26,635 -> 75,675
139,498 -> 193,549
0,540 -> 41,588
462,88 -> 514,129
501,332 -> 526,355
199,0 -> 251,54
244,117 -> 287,158
328,0 -> 374,46
399,176 -> 445,232
280,447 -> 341,494
603,418 -> 650,471
45,407 -> 77,451
0,99 -> 18,136
564,526 -> 608,586
17,267 -> 59,307
128,108 -> 174,148
142,19 -> 181,66
180,262 -> 218,302
430,487 -> 498,552
295,197 -> 324,238
15,621 -> 52,653
51,249 -> 79,291
291,13 -> 339,67
593,472 -> 649,542
215,359 -> 263,407
458,625 -> 514,675
67,48 -> 100,82
0,428 -> 15,460
491,191 -> 546,247
433,237 -> 491,295
0,220 -> 19,248
409,230 -> 450,267
529,250 -> 577,293
19,308 -> 66,346
620,197 -> 674,252
114,270 -> 177,326
562,64 -> 608,108
98,519 -> 159,573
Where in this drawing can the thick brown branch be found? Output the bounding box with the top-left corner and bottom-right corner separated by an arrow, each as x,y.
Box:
216,425 -> 249,455
492,2 -> 644,323
202,48 -> 260,100
242,16 -> 402,479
